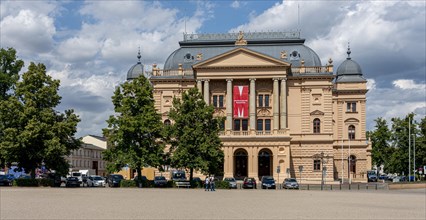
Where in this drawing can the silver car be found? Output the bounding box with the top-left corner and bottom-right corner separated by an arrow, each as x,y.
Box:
87,176 -> 106,187
223,177 -> 237,189
283,178 -> 299,189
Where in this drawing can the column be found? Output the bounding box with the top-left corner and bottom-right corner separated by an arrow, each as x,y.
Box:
280,78 -> 287,129
226,79 -> 233,131
196,80 -> 203,94
203,79 -> 210,105
249,78 -> 256,132
273,78 -> 279,131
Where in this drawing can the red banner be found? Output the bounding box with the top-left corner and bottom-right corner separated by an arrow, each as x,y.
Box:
233,85 -> 249,118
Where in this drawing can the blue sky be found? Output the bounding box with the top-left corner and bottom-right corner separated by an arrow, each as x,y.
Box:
1,0 -> 425,137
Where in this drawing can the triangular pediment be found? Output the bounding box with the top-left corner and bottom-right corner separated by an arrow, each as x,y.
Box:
193,47 -> 290,69
310,110 -> 324,116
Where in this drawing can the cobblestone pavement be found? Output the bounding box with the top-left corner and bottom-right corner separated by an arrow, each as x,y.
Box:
1,187 -> 425,219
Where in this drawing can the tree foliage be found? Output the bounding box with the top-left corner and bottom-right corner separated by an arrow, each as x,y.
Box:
0,62 -> 80,177
167,87 -> 224,180
102,74 -> 164,181
0,47 -> 24,100
370,113 -> 426,175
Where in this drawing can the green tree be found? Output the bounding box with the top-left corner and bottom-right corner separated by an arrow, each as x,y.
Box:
0,48 -> 24,167
167,87 -> 224,181
387,113 -> 418,175
370,118 -> 392,170
102,74 -> 164,182
414,116 -> 426,170
0,47 -> 24,100
0,62 -> 80,178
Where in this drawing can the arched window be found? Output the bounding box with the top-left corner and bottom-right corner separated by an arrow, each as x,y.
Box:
348,125 -> 355,140
313,118 -> 321,133
164,119 -> 171,126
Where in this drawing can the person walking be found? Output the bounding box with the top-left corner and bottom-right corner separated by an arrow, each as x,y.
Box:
210,176 -> 215,191
204,176 -> 210,191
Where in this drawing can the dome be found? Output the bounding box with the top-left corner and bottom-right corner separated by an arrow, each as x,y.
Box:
126,50 -> 145,80
335,45 -> 366,83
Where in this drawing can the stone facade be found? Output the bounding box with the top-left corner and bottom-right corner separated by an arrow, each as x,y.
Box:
131,32 -> 371,183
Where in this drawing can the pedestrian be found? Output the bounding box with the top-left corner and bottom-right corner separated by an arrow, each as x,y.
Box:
205,176 -> 210,191
210,176 -> 215,191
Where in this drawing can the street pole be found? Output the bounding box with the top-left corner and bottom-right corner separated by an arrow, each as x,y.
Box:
321,152 -> 324,190
349,137 -> 351,184
413,134 -> 416,181
341,136 -> 344,183
409,117 -> 411,182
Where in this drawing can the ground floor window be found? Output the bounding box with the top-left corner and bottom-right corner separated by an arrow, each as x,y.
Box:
313,159 -> 321,171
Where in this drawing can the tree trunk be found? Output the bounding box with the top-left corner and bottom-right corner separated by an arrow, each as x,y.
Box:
31,167 -> 36,179
137,167 -> 142,182
190,167 -> 193,181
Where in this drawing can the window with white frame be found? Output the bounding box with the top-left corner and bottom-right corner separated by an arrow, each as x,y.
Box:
258,94 -> 270,107
213,94 -> 224,108
348,125 -> 356,140
347,102 -> 357,112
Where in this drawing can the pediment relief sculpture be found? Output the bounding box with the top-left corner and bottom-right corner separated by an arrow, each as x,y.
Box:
310,110 -> 325,116
214,109 -> 225,117
257,108 -> 272,117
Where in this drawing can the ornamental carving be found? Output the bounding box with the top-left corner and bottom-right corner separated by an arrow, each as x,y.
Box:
256,80 -> 272,91
196,53 -> 203,61
310,110 -> 325,116
235,31 -> 247,46
257,108 -> 272,117
210,81 -> 226,92
280,50 -> 287,59
214,109 -> 226,117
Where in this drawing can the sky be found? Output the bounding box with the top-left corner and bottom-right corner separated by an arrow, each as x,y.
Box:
1,0 -> 425,138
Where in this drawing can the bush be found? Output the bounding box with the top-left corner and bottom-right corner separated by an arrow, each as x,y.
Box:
190,180 -> 203,188
13,179 -> 39,187
167,180 -> 175,188
38,178 -> 54,187
120,180 -> 137,187
215,180 -> 230,189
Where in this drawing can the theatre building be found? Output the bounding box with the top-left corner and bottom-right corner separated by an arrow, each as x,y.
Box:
127,31 -> 371,182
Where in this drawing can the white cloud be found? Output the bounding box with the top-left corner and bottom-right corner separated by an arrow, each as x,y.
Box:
0,10 -> 56,55
366,78 -> 376,91
231,1 -> 240,9
393,79 -> 426,90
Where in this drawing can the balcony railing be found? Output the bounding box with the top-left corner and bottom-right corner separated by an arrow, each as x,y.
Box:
150,69 -> 193,77
291,66 -> 332,74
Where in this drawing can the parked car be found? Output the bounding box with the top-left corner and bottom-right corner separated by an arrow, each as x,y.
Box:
65,177 -> 80,187
154,176 -> 167,187
261,176 -> 276,189
48,173 -> 63,187
133,175 -> 147,181
87,175 -> 106,187
283,178 -> 299,189
242,177 -> 257,189
223,177 -> 237,189
107,174 -> 124,187
0,175 -> 12,186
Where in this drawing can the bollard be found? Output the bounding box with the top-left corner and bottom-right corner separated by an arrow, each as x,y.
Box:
340,183 -> 341,190
366,184 -> 368,190
358,184 -> 360,190
330,184 -> 333,190
349,184 -> 351,190
375,184 -> 378,190
307,184 -> 309,190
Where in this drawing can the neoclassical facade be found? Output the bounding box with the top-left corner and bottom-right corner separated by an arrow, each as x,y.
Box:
128,31 -> 371,183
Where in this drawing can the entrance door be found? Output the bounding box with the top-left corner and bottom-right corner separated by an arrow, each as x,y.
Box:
234,149 -> 248,180
258,149 -> 272,178
348,155 -> 356,178
92,161 -> 98,175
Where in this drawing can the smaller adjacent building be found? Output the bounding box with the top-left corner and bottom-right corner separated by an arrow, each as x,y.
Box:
66,135 -> 108,176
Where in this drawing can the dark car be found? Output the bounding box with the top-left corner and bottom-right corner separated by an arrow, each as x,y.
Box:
283,178 -> 299,189
107,174 -> 124,187
65,177 -> 80,187
242,177 -> 257,189
48,173 -> 63,187
154,176 -> 167,187
0,175 -> 12,186
261,176 -> 276,189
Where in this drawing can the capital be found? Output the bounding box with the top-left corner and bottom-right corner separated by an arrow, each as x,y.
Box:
226,78 -> 233,82
249,78 -> 256,82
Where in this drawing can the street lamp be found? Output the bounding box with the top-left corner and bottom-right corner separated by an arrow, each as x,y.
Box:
313,152 -> 330,190
413,134 -> 416,181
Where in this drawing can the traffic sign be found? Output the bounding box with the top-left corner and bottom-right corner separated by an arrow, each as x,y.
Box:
277,166 -> 280,173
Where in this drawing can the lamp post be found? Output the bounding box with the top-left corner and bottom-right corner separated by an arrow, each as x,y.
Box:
313,152 -> 330,190
409,117 -> 411,182
413,134 -> 416,181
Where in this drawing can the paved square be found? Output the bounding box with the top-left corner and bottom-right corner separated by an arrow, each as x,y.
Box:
1,187 -> 425,219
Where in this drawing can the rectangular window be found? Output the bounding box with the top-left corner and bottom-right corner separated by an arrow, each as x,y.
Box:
347,102 -> 357,112
265,119 -> 271,131
257,119 -> 263,131
242,119 -> 248,131
213,95 -> 218,107
313,160 -> 321,171
264,95 -> 270,107
234,120 -> 240,131
219,95 -> 224,108
220,120 -> 225,131
258,95 -> 263,107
